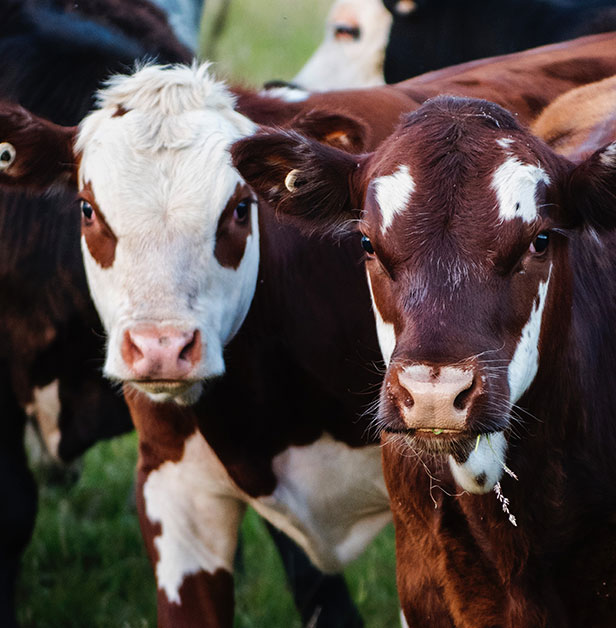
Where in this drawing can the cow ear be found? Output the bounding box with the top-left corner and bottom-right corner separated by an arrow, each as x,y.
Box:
288,110 -> 368,153
231,129 -> 367,235
0,101 -> 77,192
567,141 -> 616,231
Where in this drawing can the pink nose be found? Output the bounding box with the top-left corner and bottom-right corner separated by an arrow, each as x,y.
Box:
121,326 -> 201,380
394,364 -> 481,431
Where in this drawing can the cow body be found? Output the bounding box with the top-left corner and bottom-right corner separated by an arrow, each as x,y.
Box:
234,81 -> 616,625
383,0 -> 616,82
3,32 -> 616,625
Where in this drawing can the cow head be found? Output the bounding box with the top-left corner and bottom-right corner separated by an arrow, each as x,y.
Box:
233,96 -> 616,493
0,65 -> 259,404
293,0 -> 392,90
0,64 -> 366,406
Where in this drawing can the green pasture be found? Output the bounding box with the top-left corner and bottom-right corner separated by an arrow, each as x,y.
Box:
16,1 -> 399,626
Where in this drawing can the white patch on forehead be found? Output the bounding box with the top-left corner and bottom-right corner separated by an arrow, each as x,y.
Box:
449,431 -> 507,494
259,86 -> 310,102
366,272 -> 396,365
508,265 -> 552,403
249,436 -> 390,573
375,165 -> 415,235
143,431 -> 245,604
492,156 -> 550,223
599,142 -> 616,167
496,137 -> 514,149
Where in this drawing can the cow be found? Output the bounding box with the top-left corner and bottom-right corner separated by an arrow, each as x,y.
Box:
383,0 -> 616,83
2,31 -> 616,626
0,2 -> 372,627
532,74 -> 616,162
293,0 -> 392,90
233,90 -> 616,625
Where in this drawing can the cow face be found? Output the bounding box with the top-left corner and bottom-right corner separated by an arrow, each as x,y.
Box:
73,66 -> 260,404
233,96 -> 616,493
294,0 -> 392,90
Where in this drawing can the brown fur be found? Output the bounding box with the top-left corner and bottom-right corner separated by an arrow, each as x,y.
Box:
79,182 -> 117,268
214,184 -> 253,270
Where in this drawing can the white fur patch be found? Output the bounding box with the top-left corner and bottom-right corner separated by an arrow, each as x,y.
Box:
143,431 -> 245,604
448,431 -> 507,494
249,435 -> 390,573
508,266 -> 551,402
260,86 -> 310,102
375,165 -> 415,234
294,0 -> 391,90
24,380 -> 62,459
400,609 -> 411,628
492,156 -> 550,223
496,137 -> 514,149
599,142 -> 616,167
366,272 -> 396,365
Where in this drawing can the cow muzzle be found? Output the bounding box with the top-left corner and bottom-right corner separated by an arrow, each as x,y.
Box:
121,325 -> 202,386
391,363 -> 482,433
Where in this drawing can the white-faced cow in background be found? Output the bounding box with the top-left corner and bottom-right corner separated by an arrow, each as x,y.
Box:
294,0 -> 392,89
234,95 -> 616,626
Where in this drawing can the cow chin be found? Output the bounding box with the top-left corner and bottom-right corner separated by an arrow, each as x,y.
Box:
130,380 -> 205,406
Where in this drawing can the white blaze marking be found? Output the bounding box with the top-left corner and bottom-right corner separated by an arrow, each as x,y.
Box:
143,431 -> 245,604
449,431 -> 507,494
375,165 -> 415,234
249,435 -> 390,573
492,156 -> 550,223
508,266 -> 552,403
400,609 -> 411,628
366,272 -> 396,365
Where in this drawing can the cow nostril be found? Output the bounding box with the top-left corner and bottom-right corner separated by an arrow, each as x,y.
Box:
179,330 -> 201,366
454,376 -> 478,411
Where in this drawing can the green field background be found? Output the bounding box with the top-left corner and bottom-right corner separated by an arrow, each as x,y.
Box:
16,2 -> 399,626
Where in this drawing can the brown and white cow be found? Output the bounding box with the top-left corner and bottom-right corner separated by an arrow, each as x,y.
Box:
234,94 -> 616,626
2,31 -> 616,625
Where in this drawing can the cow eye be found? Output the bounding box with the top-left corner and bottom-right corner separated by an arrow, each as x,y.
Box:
530,232 -> 549,255
0,142 -> 16,170
234,199 -> 251,224
334,25 -> 361,40
361,235 -> 375,255
80,199 -> 94,221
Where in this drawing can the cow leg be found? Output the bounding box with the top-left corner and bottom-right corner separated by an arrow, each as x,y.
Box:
135,427 -> 245,628
0,384 -> 37,628
263,520 -> 363,627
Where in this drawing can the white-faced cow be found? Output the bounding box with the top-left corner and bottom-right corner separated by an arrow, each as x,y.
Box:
293,0 -> 392,90
235,93 -> 616,626
2,31 -> 616,626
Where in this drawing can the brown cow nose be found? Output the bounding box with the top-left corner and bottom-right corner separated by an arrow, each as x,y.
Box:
396,364 -> 480,431
121,326 -> 201,380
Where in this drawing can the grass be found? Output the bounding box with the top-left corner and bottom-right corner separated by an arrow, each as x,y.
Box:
17,2 -> 400,626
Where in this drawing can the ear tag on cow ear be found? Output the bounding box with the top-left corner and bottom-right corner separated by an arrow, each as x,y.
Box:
284,169 -> 301,193
0,142 -> 16,171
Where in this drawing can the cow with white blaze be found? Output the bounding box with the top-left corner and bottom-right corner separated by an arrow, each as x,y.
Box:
233,96 -> 616,625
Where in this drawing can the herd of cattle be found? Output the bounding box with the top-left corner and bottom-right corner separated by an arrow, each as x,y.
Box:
2,0 -> 616,626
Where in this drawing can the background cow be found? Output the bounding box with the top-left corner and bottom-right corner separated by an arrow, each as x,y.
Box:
233,88 -> 616,626
383,0 -> 616,82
